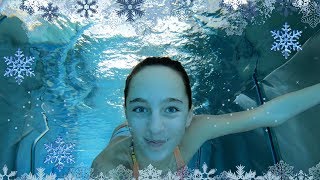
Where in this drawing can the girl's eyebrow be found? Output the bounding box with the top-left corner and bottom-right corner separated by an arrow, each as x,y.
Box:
129,97 -> 183,104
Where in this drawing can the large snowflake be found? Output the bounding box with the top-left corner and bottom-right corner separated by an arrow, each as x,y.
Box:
301,1 -> 320,28
270,22 -> 302,59
116,0 -> 145,22
39,2 -> 59,22
44,136 -> 76,171
3,48 -> 35,85
76,0 -> 98,18
309,162 -> 320,180
268,160 -> 295,180
0,165 -> 17,179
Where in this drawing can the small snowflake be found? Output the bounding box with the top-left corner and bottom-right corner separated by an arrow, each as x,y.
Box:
161,170 -> 180,180
91,171 -> 109,180
301,1 -> 320,28
116,0 -> 145,22
268,160 -> 295,180
256,171 -> 281,180
289,170 -> 313,180
44,136 -> 76,171
138,164 -> 162,179
16,167 -> 56,180
292,0 -> 311,12
108,164 -> 133,179
309,162 -> 320,180
226,165 -> 256,180
76,0 -> 98,18
63,172 -> 77,180
270,22 -> 302,59
192,162 -> 217,179
39,2 -> 59,22
3,48 -> 35,85
0,165 -> 17,179
276,0 -> 298,16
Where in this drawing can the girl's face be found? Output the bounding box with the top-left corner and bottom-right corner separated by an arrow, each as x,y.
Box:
125,65 -> 193,162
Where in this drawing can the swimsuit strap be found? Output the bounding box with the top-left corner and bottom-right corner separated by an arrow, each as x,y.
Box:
174,146 -> 186,170
131,139 -> 139,180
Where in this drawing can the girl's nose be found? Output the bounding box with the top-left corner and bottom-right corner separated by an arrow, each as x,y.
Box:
148,112 -> 164,135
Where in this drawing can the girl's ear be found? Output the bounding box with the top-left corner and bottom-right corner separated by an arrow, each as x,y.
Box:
186,104 -> 194,128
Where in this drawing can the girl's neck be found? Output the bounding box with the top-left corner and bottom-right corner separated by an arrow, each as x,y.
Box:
132,140 -> 176,172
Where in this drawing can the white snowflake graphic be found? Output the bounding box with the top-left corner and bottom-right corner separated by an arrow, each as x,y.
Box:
138,164 -> 163,179
292,0 -> 311,12
16,167 -> 56,180
116,0 -> 145,22
108,164 -> 133,179
90,172 -> 109,180
39,2 -> 59,22
301,1 -> 320,28
44,136 -> 76,171
75,0 -> 98,18
289,170 -> 313,180
0,165 -> 17,179
226,165 -> 256,180
309,161 -> 320,180
268,160 -> 295,180
256,171 -> 280,180
270,22 -> 303,59
192,162 -> 217,180
63,172 -> 77,180
1,160 -> 320,180
222,0 -> 248,10
3,48 -> 35,85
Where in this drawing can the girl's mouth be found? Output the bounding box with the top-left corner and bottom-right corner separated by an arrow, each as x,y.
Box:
145,138 -> 168,148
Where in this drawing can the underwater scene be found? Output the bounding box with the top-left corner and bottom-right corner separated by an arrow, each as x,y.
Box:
0,0 -> 320,179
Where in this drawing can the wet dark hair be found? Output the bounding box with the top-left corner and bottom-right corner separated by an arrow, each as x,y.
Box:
124,57 -> 192,110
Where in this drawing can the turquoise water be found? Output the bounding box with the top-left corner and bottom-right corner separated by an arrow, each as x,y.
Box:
0,0 -> 320,179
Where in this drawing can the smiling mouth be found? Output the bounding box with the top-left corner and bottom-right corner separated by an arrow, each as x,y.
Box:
145,138 -> 168,148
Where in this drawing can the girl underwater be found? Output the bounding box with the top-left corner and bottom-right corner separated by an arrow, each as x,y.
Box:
91,57 -> 320,179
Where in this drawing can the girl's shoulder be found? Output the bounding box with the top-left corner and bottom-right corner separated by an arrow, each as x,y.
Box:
91,136 -> 132,177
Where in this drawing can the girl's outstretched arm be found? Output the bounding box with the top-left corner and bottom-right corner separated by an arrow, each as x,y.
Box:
188,83 -> 320,143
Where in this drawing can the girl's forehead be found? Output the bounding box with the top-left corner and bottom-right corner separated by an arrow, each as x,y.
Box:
131,66 -> 183,86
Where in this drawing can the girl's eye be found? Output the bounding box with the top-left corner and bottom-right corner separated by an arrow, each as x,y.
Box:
133,107 -> 147,113
166,107 -> 180,113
